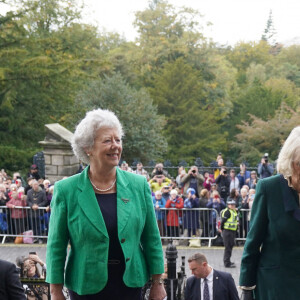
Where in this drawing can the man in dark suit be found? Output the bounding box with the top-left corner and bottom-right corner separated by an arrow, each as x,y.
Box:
0,259 -> 26,300
185,253 -> 239,300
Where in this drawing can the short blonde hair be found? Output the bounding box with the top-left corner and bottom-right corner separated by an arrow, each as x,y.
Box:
277,126 -> 300,177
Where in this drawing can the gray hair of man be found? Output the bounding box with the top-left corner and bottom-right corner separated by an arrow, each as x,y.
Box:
277,126 -> 300,177
187,253 -> 208,264
72,109 -> 124,164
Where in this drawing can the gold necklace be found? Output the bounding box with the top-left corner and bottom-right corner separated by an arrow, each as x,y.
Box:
89,176 -> 116,192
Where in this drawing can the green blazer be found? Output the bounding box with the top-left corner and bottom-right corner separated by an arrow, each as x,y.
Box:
239,174 -> 300,300
46,167 -> 164,295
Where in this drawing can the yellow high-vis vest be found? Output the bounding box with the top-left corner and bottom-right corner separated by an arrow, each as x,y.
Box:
222,208 -> 238,231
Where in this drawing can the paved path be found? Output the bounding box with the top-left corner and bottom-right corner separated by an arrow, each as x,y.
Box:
0,243 -> 243,288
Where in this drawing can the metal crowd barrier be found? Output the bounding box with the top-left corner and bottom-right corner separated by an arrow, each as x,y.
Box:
0,206 -> 50,244
236,208 -> 251,241
0,205 -> 252,246
155,208 -> 251,247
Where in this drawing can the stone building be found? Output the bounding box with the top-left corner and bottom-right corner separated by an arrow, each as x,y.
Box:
39,123 -> 79,183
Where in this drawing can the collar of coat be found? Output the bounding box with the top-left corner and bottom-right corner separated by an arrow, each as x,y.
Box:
280,174 -> 300,221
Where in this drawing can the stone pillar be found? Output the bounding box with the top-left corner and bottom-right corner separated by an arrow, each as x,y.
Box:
39,123 -> 79,183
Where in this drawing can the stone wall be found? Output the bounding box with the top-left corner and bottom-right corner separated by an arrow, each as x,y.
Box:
39,124 -> 79,183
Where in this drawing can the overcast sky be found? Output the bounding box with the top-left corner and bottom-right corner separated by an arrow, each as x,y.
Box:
82,0 -> 300,46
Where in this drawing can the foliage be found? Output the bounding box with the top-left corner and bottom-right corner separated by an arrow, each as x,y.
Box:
1,0 -> 300,171
0,145 -> 37,174
0,0 -> 103,148
66,73 -> 167,162
149,57 -> 227,163
133,0 -> 208,85
261,10 -> 277,46
231,103 -> 300,165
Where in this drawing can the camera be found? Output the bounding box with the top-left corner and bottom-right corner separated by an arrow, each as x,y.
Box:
155,169 -> 163,176
191,170 -> 196,174
223,170 -> 227,174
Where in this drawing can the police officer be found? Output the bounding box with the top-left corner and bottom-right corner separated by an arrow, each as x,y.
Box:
221,200 -> 238,268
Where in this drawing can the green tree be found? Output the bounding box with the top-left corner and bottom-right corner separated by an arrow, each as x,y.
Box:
149,57 -> 227,163
227,41 -> 272,72
261,10 -> 277,46
232,103 -> 300,165
133,0 -> 208,84
0,0 -> 103,148
67,73 -> 167,162
225,78 -> 295,142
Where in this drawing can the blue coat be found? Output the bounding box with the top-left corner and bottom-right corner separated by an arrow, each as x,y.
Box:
183,197 -> 200,229
152,196 -> 166,220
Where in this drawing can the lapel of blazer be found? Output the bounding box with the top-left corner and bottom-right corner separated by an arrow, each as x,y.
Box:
279,174 -> 300,221
212,270 -> 220,300
77,166 -> 108,238
116,168 -> 133,236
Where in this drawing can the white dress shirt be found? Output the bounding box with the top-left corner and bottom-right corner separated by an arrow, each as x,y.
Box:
201,268 -> 214,299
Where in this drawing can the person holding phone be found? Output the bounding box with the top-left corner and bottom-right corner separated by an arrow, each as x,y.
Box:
216,167 -> 231,200
18,253 -> 46,279
181,166 -> 204,198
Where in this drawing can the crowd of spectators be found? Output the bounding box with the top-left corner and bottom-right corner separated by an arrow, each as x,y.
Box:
0,165 -> 53,244
115,155 -> 274,245
0,153 -> 274,244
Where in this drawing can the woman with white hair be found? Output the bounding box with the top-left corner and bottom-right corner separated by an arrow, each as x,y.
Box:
46,109 -> 166,300
239,126 -> 300,300
165,189 -> 183,238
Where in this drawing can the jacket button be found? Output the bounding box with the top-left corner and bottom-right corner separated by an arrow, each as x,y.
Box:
121,238 -> 126,243
126,258 -> 130,262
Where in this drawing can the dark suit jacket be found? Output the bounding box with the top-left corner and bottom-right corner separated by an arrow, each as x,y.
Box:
240,174 -> 300,300
0,259 -> 26,300
185,269 -> 239,300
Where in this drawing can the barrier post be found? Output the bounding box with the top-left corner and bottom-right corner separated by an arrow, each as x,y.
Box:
165,240 -> 178,300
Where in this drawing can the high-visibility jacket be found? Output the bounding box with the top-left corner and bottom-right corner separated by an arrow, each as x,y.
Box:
222,208 -> 238,231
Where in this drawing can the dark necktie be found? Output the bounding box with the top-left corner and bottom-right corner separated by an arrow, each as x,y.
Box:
203,278 -> 210,300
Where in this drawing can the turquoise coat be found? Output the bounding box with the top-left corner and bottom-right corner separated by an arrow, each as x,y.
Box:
46,167 -> 164,295
239,174 -> 300,300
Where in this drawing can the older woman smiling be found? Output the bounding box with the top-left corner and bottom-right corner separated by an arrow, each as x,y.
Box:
46,109 -> 166,300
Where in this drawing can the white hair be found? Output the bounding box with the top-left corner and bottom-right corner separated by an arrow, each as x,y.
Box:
43,179 -> 50,185
170,189 -> 178,196
155,190 -> 162,197
72,109 -> 124,164
277,126 -> 300,177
